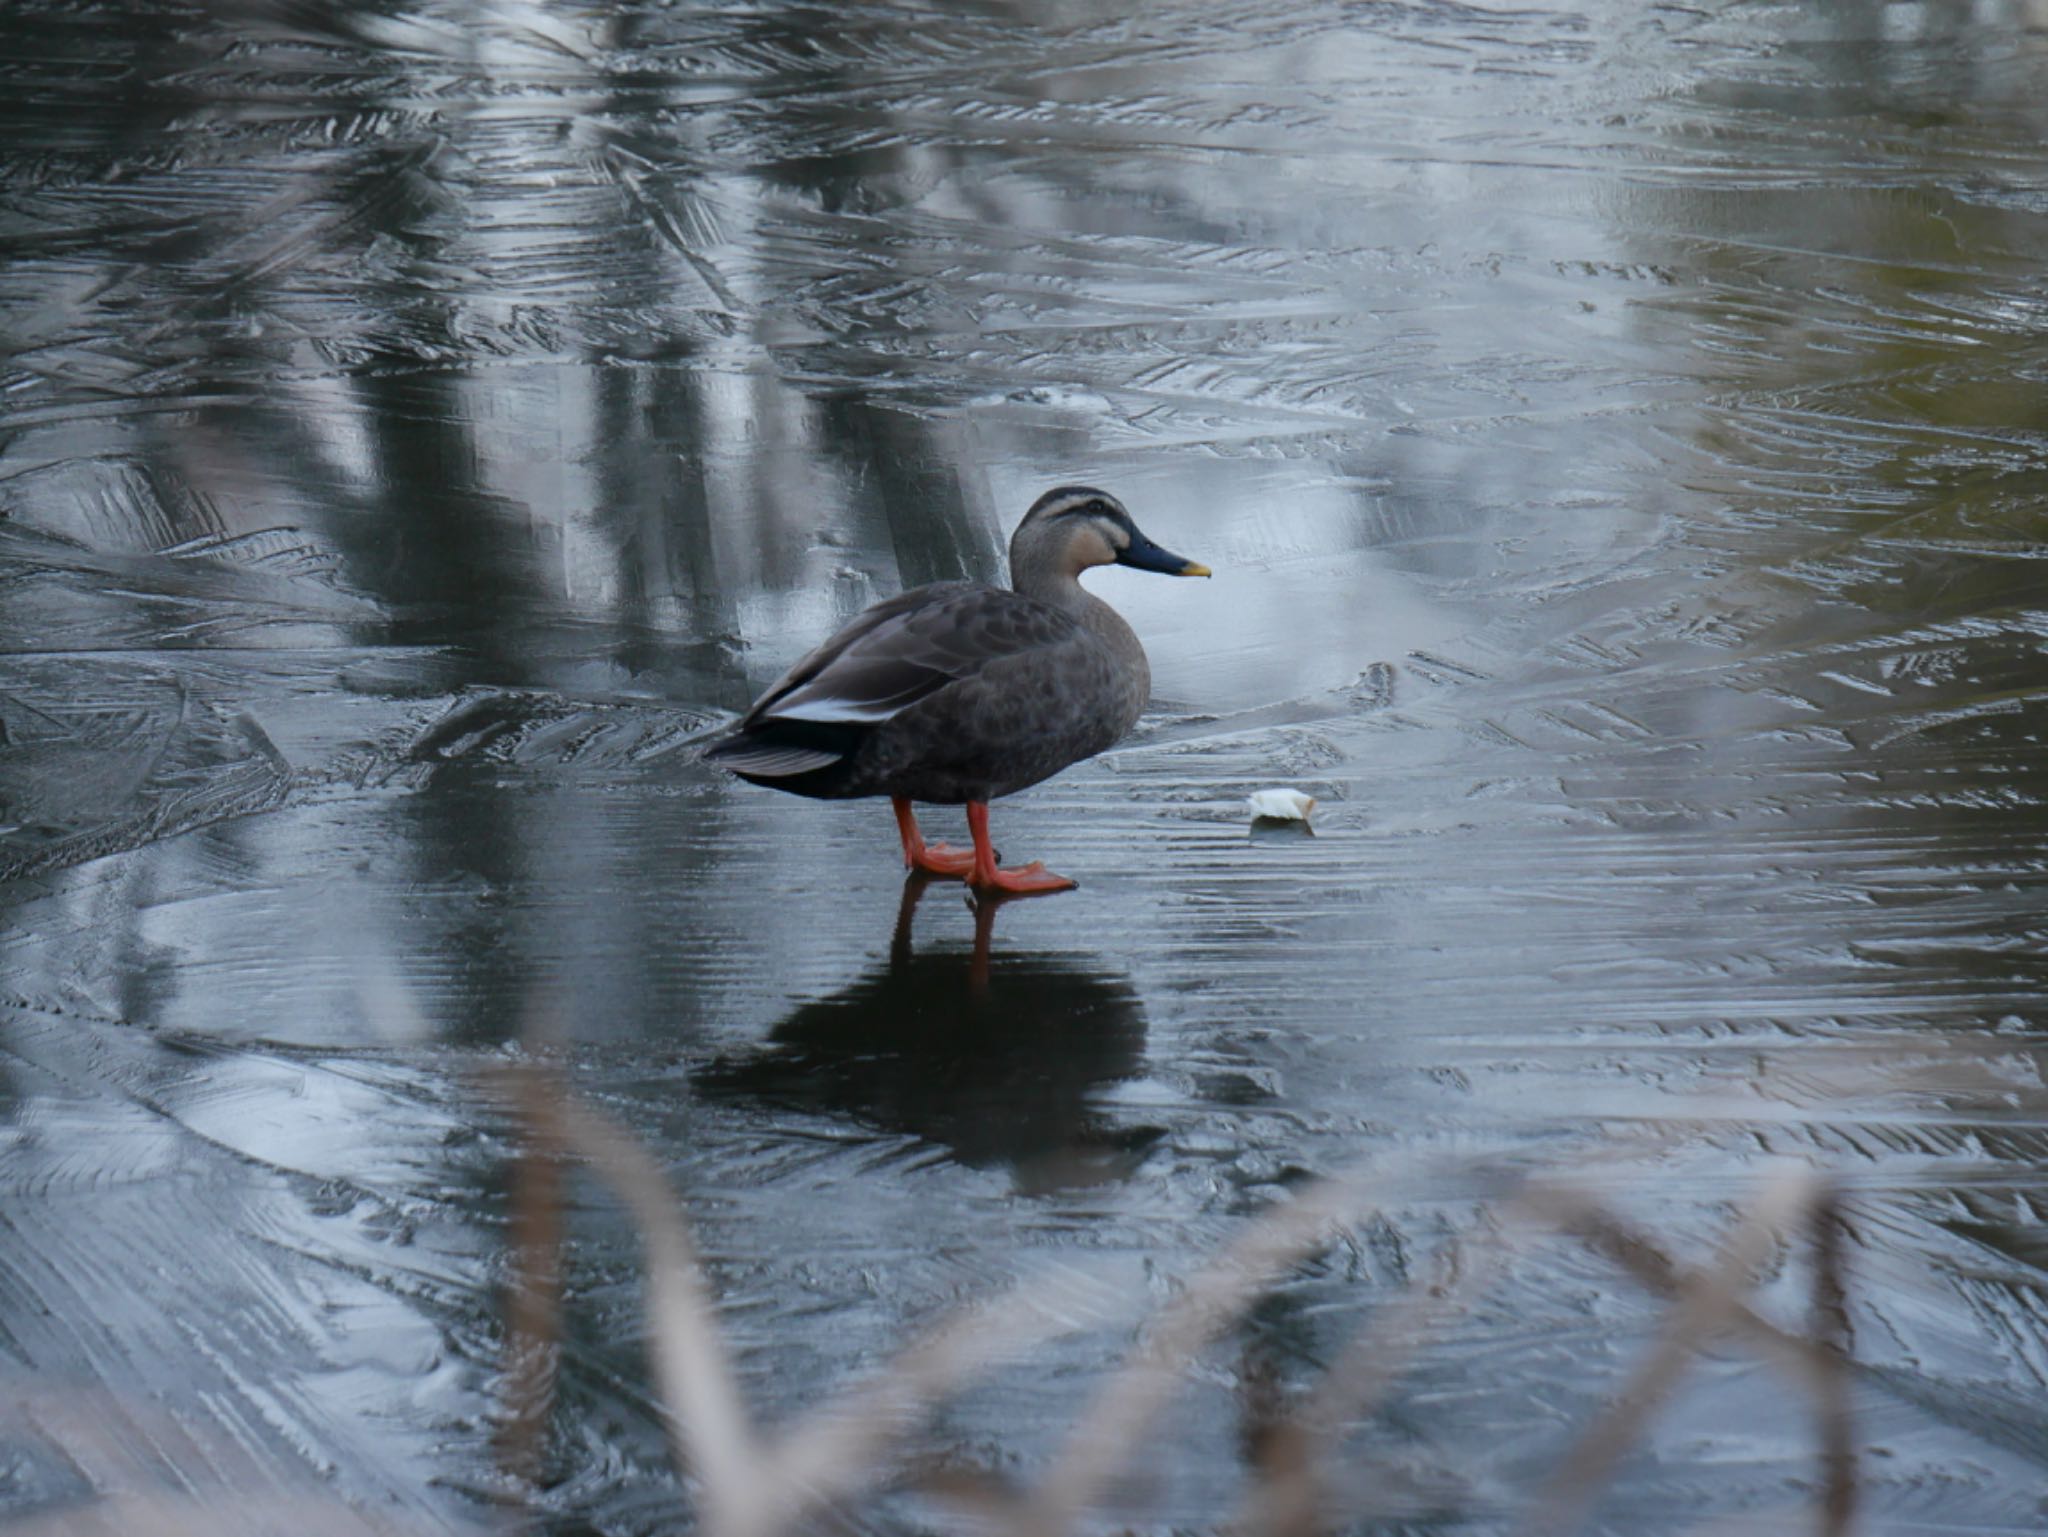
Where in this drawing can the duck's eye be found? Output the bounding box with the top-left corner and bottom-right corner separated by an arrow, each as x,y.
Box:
1087,500 -> 1110,516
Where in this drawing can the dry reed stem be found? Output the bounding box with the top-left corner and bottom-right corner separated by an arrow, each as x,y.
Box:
1228,1208 -> 1535,1537
1809,1187 -> 1855,1537
496,1069 -> 566,1487
0,1381 -> 424,1537
529,1077 -> 1100,1537
1525,1180 -> 1858,1536
1529,1170 -> 1822,1537
544,1094 -> 773,1537
1669,1508 -> 1828,1537
762,1276 -> 1087,1524
1010,1171 -> 1392,1537
490,1013 -> 1959,1536
498,1070 -> 1865,1537
0,1494 -> 408,1537
1,1382 -> 261,1502
1232,1345 -> 1315,1537
1523,1184 -> 1843,1399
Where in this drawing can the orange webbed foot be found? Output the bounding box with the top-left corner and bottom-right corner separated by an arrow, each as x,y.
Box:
906,841 -> 975,878
894,798 -> 977,880
971,860 -> 1077,896
961,801 -> 1077,897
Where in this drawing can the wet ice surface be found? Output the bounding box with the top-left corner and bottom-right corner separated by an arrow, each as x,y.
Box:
5,0 -> 2048,1530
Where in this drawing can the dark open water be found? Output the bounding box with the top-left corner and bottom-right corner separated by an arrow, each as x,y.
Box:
3,2 -> 2047,1532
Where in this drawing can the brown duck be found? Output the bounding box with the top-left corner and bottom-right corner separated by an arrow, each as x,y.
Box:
705,487 -> 1209,894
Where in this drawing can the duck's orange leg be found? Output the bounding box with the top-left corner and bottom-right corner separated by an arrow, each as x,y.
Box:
967,801 -> 1076,895
893,797 -> 975,878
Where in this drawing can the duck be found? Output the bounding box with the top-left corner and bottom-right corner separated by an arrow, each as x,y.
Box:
704,486 -> 1209,894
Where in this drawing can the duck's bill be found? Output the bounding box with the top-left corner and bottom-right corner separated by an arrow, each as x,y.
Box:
1118,533 -> 1212,577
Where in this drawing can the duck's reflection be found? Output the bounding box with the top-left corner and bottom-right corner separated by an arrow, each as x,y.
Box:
695,877 -> 1156,1190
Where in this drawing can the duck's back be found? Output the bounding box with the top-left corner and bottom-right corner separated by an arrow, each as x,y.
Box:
705,580 -> 1147,804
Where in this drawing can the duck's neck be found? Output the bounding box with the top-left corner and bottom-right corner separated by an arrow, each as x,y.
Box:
1012,563 -> 1151,701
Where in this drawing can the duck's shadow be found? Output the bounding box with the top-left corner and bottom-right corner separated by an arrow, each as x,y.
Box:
694,877 -> 1159,1191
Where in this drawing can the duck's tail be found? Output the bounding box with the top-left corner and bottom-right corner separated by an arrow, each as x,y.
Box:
703,736 -> 842,778
702,718 -> 856,780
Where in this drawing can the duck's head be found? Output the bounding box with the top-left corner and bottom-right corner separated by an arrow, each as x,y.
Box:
1010,486 -> 1211,589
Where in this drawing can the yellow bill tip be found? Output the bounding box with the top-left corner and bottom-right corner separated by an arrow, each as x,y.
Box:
1180,561 -> 1213,578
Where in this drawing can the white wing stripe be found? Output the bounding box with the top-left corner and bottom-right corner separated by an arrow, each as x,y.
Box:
765,693 -> 919,724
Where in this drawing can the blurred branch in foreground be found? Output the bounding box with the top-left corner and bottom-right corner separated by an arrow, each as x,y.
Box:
498,1067 -> 1863,1537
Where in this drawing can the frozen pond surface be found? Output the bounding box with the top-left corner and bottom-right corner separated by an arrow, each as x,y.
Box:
4,1 -> 2048,1531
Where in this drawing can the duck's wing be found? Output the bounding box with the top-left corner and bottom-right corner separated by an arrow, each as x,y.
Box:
708,584 -> 1084,777
752,583 -> 1085,726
